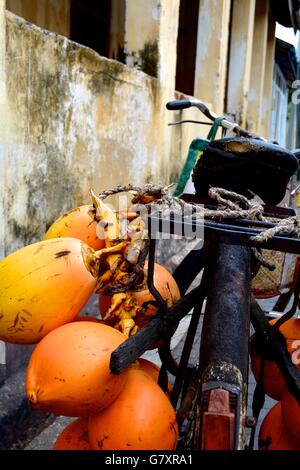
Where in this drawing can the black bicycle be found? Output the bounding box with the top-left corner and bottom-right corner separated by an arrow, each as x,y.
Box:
109,100 -> 300,450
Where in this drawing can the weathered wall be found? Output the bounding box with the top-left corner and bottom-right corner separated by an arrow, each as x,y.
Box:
1,4 -> 215,258
0,0 -> 6,376
156,0 -> 180,182
1,9 -> 212,381
125,0 -> 160,74
4,11 -> 162,256
247,0 -> 269,133
3,4 -> 208,258
226,0 -> 256,126
0,0 -> 6,261
194,0 -> 231,115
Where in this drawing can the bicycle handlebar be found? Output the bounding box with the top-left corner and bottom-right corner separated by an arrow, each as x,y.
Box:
166,100 -> 192,110
166,99 -> 266,141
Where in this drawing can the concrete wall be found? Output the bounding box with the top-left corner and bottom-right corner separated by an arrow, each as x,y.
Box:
226,0 -> 256,127
194,0 -> 231,115
0,1 -> 281,381
3,4 -> 198,257
124,0 -> 160,73
0,0 -> 6,378
0,8 -> 212,380
247,0 -> 269,132
0,8 -> 212,254
0,0 -> 6,262
5,0 -> 278,139
3,11 -> 162,256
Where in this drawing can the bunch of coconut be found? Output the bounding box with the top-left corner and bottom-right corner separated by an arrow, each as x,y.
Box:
258,389 -> 300,450
250,318 -> 300,450
0,188 -> 180,450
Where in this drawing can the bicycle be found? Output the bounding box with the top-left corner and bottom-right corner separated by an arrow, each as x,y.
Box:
107,99 -> 300,450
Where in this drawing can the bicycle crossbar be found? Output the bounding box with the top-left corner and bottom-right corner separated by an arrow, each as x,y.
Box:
148,214 -> 300,254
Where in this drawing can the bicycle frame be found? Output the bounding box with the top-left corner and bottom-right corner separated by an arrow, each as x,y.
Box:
109,199 -> 300,450
197,243 -> 251,450
108,99 -> 300,450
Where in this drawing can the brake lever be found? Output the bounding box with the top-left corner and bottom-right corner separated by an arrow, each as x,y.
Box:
168,120 -> 211,126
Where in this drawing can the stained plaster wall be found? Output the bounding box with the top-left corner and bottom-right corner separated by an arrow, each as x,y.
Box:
0,5 -> 212,378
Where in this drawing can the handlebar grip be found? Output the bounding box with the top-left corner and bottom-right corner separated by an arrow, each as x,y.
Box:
292,149 -> 300,161
166,100 -> 191,111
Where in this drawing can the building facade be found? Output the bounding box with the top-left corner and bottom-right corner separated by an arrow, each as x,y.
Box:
0,0 -> 299,379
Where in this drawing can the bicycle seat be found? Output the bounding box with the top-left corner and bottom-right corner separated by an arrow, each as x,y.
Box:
192,137 -> 299,205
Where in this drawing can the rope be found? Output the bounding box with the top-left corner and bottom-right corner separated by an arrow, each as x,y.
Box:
252,216 -> 300,244
97,184 -> 299,270
98,184 -> 171,201
251,248 -> 276,271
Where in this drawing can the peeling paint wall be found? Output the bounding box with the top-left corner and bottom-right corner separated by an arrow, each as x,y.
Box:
226,0 -> 256,126
0,0 -> 5,260
125,0 -> 160,75
247,0 -> 269,133
4,0 -> 279,144
156,0 -> 180,182
1,8 -> 210,380
0,0 -> 6,378
3,10 -> 202,257
4,11 -> 161,255
194,0 -> 231,115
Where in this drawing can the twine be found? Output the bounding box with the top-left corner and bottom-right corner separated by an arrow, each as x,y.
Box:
97,184 -> 299,270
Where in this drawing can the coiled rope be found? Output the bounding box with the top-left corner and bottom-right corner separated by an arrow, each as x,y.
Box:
98,184 -> 300,270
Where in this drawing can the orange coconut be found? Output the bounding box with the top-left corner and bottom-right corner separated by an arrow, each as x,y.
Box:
133,263 -> 181,328
250,318 -> 300,400
74,315 -> 101,323
281,387 -> 300,443
88,368 -> 178,450
258,402 -> 299,450
134,358 -> 172,397
44,205 -> 105,250
26,321 -> 128,417
0,238 -> 98,344
99,262 -> 180,343
53,418 -> 91,450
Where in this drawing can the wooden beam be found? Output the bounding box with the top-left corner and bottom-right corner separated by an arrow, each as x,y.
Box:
247,0 -> 269,133
226,0 -> 256,126
260,20 -> 276,139
194,0 -> 231,115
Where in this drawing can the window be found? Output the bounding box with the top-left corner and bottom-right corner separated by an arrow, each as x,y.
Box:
7,0 -> 125,62
175,0 -> 200,96
270,64 -> 288,146
70,0 -> 126,61
70,0 -> 111,57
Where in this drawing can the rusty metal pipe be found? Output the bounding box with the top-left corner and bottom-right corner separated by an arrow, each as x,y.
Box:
198,243 -> 251,449
200,243 -> 251,384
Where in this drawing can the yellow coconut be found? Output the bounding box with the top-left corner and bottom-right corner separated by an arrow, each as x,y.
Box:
0,238 -> 98,344
44,205 -> 105,250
